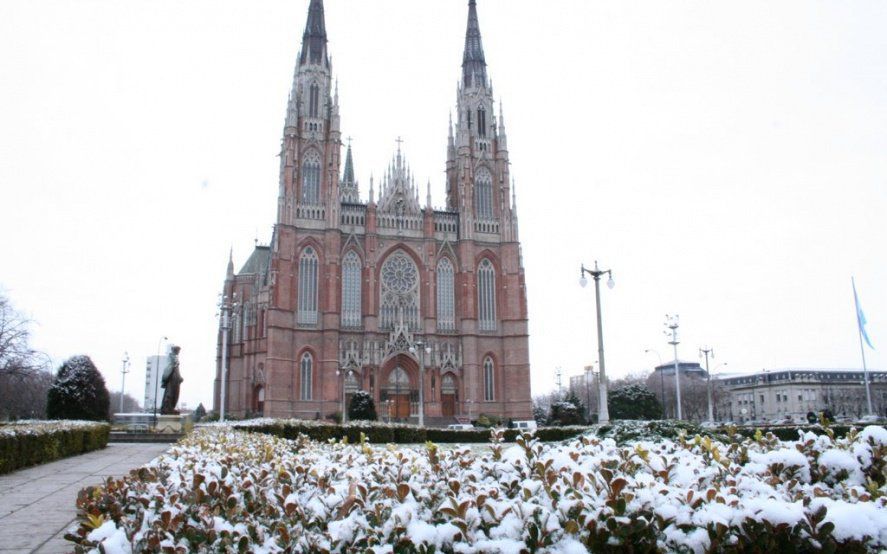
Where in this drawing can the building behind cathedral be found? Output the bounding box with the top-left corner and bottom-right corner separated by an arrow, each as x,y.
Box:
214,0 -> 532,423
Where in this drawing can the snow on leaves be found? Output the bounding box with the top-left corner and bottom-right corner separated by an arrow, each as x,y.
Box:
68,425 -> 887,553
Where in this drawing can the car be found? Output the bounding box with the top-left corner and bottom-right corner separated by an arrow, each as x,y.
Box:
513,420 -> 537,431
447,423 -> 475,430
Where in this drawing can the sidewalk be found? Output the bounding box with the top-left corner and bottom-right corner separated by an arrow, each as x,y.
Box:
0,442 -> 171,554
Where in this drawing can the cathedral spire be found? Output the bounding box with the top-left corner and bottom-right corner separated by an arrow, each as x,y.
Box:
226,247 -> 234,279
299,0 -> 329,67
462,0 -> 487,88
340,139 -> 360,203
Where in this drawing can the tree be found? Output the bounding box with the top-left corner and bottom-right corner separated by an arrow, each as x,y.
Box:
0,293 -> 53,420
348,390 -> 377,421
193,403 -> 207,422
46,355 -> 111,421
108,391 -> 141,413
549,401 -> 583,425
608,384 -> 662,420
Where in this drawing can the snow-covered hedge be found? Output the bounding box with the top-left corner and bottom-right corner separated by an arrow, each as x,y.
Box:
67,425 -> 887,552
0,420 -> 109,474
214,418 -> 590,444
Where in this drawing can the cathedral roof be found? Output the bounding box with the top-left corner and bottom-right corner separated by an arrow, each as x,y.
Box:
462,0 -> 487,88
238,245 -> 271,276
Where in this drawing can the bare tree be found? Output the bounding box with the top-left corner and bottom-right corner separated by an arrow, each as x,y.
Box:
0,293 -> 53,420
108,391 -> 142,414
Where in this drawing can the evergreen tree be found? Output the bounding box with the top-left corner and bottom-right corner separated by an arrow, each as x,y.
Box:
608,384 -> 662,420
46,355 -> 110,421
348,390 -> 377,421
193,403 -> 207,422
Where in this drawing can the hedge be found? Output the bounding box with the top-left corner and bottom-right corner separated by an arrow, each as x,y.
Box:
0,420 -> 110,474
225,419 -> 591,444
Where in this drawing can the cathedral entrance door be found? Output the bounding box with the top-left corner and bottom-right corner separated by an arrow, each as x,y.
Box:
393,394 -> 411,419
441,374 -> 457,417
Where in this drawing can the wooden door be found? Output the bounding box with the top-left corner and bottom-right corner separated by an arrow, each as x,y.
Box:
441,394 -> 455,417
394,394 -> 411,418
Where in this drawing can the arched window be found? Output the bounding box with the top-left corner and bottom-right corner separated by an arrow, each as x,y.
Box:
309,83 -> 319,118
300,353 -> 313,400
477,258 -> 496,331
474,169 -> 493,220
436,258 -> 455,330
341,251 -> 362,328
380,250 -> 420,330
301,152 -> 321,205
483,357 -> 494,401
477,107 -> 487,137
298,247 -> 318,325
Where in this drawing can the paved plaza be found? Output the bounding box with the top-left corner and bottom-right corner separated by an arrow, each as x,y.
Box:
0,443 -> 170,553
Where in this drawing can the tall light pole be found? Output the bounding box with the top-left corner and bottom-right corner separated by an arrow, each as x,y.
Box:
337,368 -> 353,423
664,315 -> 682,420
580,261 -> 615,424
699,346 -> 714,423
410,341 -> 431,427
119,352 -> 130,414
645,348 -> 665,418
219,293 -> 237,423
153,336 -> 167,428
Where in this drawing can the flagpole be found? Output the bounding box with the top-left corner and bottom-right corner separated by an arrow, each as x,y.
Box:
853,277 -> 874,416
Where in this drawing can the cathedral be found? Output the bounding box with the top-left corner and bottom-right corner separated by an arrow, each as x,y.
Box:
214,0 -> 532,424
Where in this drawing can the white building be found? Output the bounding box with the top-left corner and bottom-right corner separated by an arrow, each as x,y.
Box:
716,368 -> 887,424
144,355 -> 165,414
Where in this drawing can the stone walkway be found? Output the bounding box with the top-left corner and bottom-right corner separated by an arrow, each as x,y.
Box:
0,443 -> 171,553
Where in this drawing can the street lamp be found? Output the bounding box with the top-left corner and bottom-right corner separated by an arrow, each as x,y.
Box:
409,341 -> 431,427
699,346 -> 714,423
645,348 -> 665,418
119,352 -> 130,414
337,368 -> 354,423
153,336 -> 168,429
580,261 -> 615,424
219,292 -> 238,423
664,315 -> 682,420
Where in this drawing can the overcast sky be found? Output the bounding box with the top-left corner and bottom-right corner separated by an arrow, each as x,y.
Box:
1,0 -> 885,411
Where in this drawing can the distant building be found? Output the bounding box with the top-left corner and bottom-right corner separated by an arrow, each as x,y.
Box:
569,366 -> 599,416
652,360 -> 708,379
144,354 -> 166,414
716,368 -> 887,423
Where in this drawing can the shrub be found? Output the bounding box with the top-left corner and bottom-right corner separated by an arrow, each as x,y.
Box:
0,421 -> 109,474
46,355 -> 110,421
608,383 -> 662,420
347,391 -> 377,421
549,400 -> 583,425
67,425 -> 887,552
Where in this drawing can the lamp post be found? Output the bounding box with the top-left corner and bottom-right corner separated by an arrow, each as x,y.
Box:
219,292 -> 238,423
699,346 -> 714,423
580,261 -> 615,424
645,348 -> 665,418
153,336 -> 168,428
664,315 -> 682,420
410,341 -> 431,427
337,368 -> 353,423
119,352 -> 130,414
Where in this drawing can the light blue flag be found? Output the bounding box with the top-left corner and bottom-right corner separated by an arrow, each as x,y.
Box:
853,277 -> 874,349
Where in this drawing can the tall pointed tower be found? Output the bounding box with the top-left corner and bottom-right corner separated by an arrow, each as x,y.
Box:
216,0 -> 531,423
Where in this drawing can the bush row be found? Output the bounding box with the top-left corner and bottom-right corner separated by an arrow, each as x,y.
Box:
728,424 -> 855,442
230,419 -> 590,444
0,421 -> 110,474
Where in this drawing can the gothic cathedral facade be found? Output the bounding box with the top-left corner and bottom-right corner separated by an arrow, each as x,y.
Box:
214,0 -> 532,423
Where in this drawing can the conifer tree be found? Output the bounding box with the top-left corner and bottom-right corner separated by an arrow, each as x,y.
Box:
46,355 -> 110,421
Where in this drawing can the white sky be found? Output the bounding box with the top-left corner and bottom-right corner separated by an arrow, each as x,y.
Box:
1,0 -> 886,411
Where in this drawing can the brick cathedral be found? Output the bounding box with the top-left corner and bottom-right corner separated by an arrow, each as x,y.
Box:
214,0 -> 531,423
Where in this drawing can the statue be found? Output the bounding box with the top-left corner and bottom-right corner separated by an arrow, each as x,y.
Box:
160,345 -> 183,414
